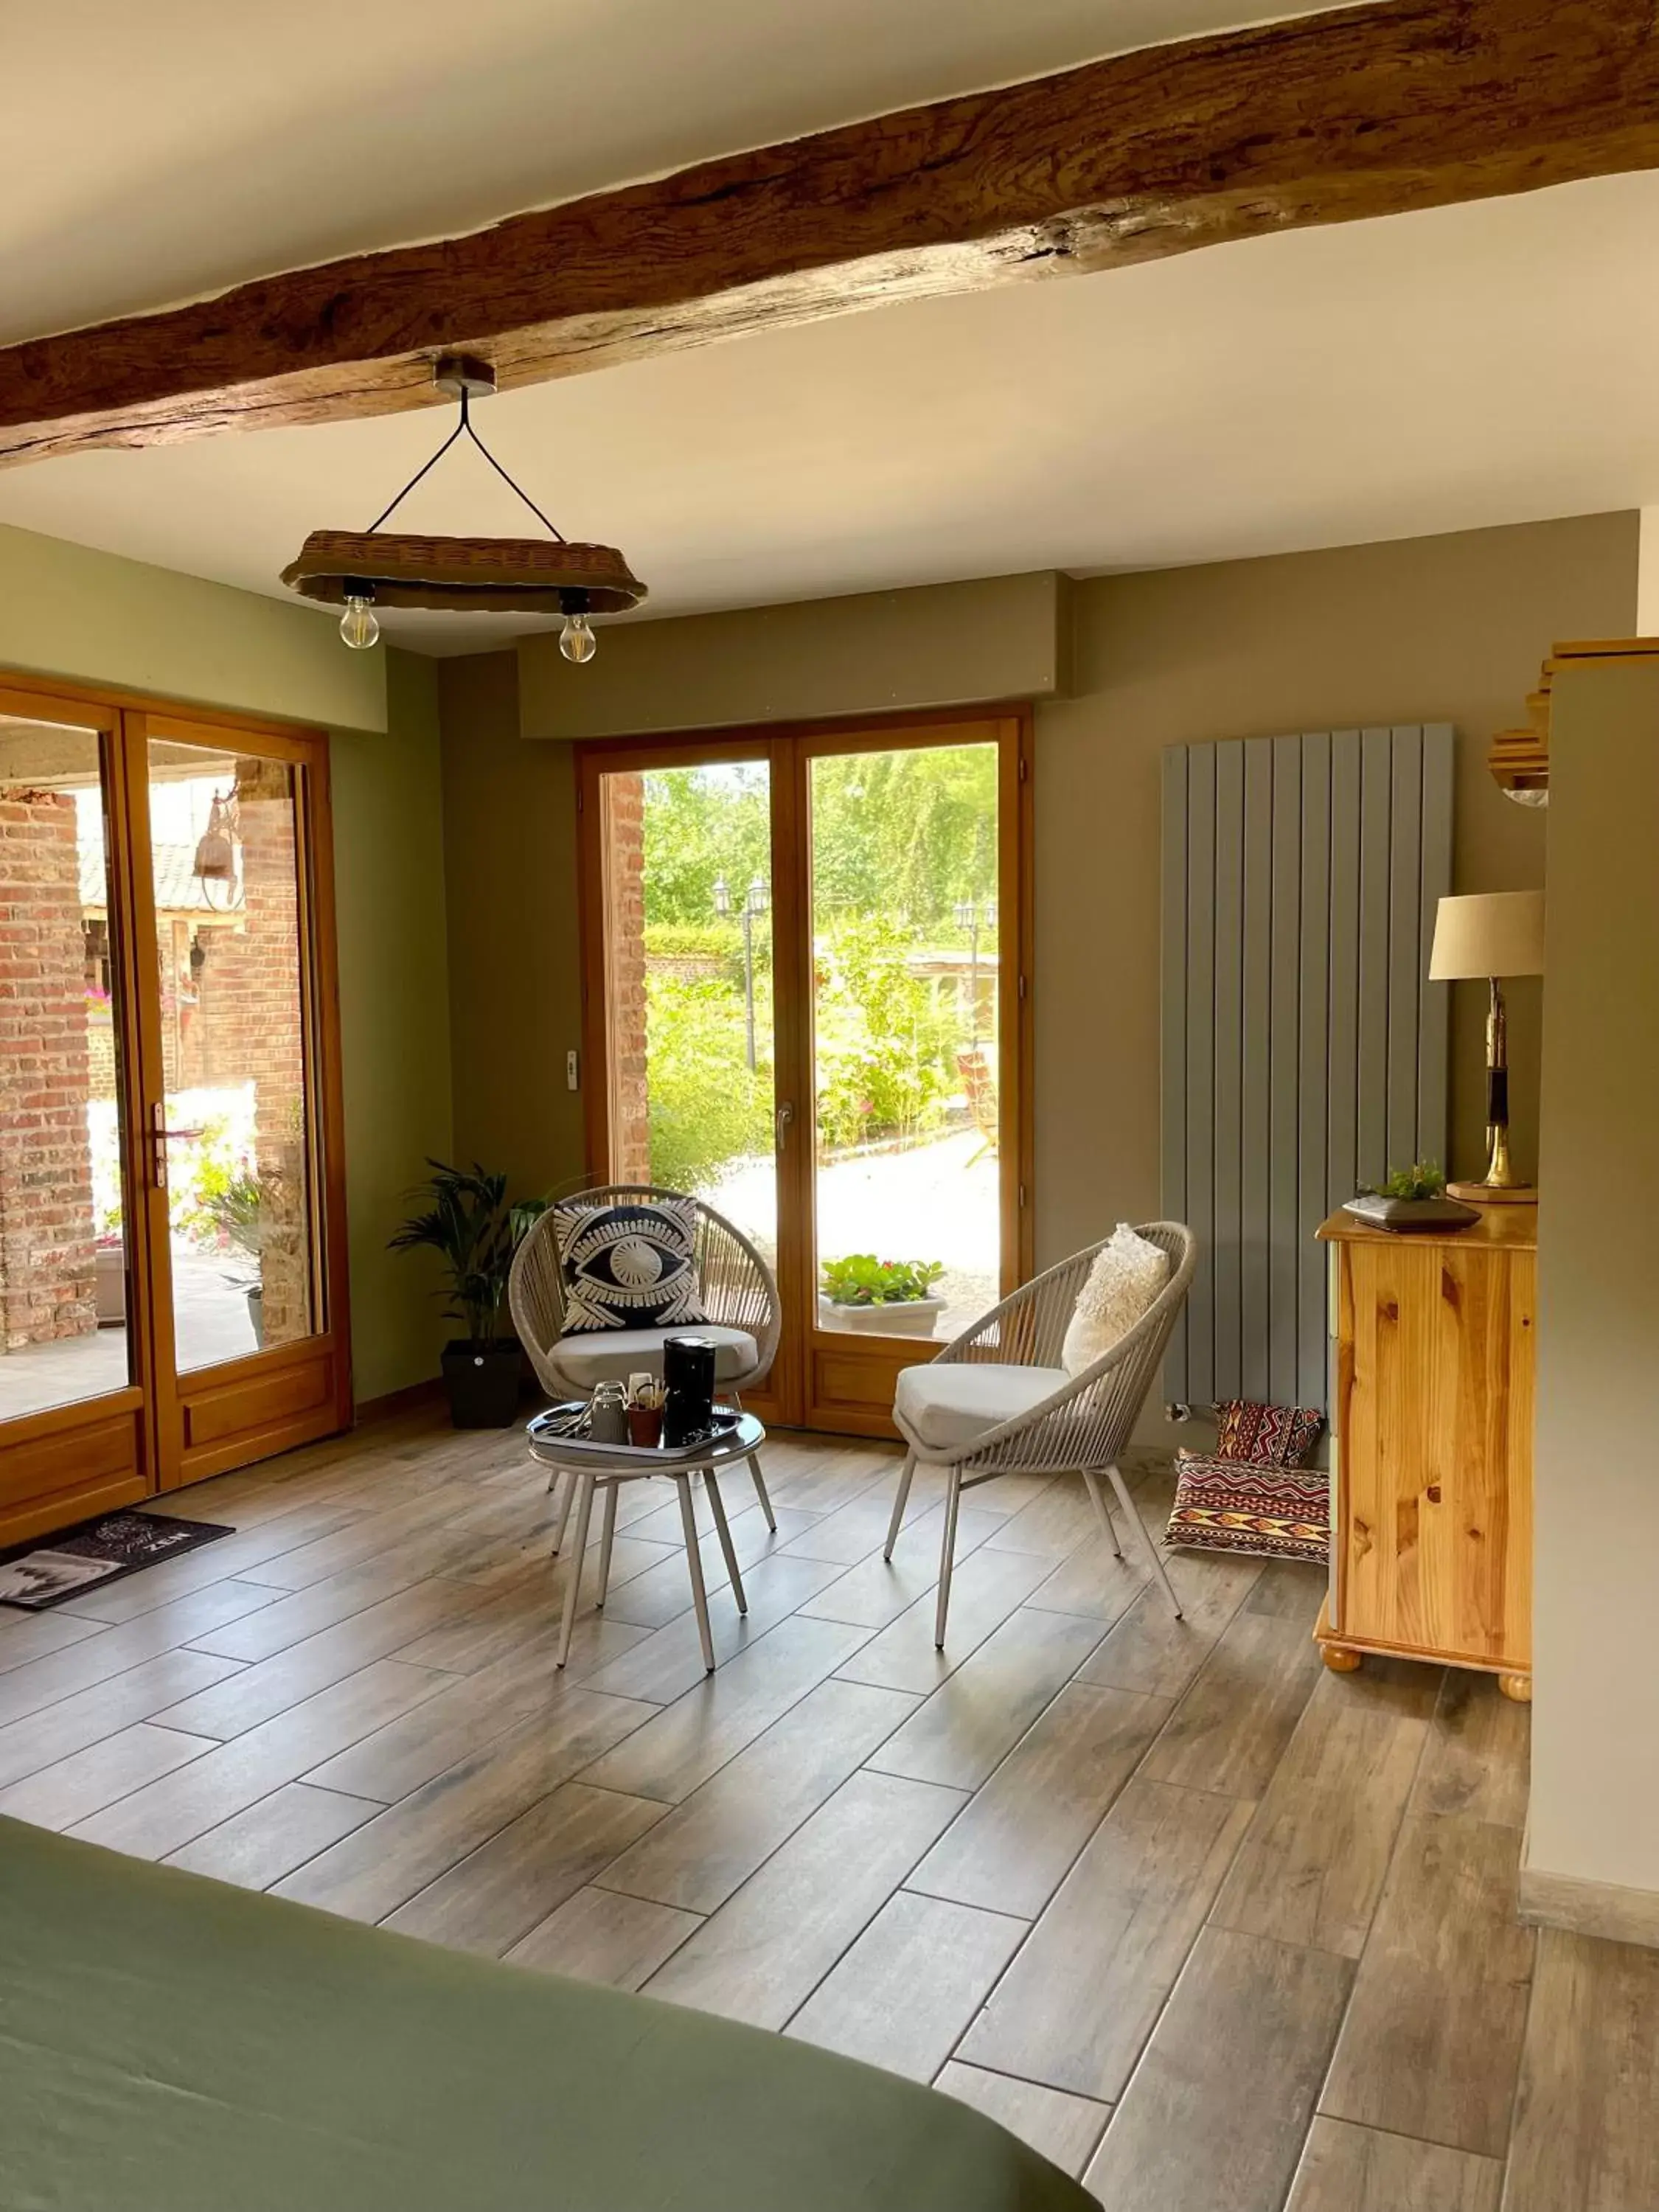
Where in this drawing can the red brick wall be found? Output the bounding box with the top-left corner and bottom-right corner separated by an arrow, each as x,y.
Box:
602,773 -> 653,1184
192,759 -> 310,1344
0,792 -> 96,1348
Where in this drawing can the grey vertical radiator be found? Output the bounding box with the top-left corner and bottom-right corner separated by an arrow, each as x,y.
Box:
1161,726 -> 1453,1413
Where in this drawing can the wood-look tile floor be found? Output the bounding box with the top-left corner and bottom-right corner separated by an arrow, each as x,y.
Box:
4,1411 -> 1655,2211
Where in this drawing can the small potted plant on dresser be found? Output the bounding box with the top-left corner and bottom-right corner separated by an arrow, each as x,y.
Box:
819,1253 -> 947,1338
391,1161 -> 540,1427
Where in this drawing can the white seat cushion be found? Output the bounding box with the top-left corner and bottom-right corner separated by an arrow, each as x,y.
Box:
894,1362 -> 1070,1455
551,1325 -> 759,1389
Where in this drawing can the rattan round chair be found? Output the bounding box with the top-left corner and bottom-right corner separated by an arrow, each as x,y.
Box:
886,1222 -> 1198,1648
509,1185 -> 782,1545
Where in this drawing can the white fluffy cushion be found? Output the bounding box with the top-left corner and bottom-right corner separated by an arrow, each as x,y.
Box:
1060,1225 -> 1169,1377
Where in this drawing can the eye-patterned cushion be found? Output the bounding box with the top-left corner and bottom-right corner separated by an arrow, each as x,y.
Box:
558,1201 -> 709,1335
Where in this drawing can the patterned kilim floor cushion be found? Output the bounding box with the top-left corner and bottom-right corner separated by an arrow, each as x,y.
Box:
1213,1398 -> 1324,1467
1166,1452 -> 1330,1564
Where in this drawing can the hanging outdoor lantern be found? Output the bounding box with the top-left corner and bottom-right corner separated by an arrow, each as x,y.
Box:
191,790 -> 240,911
280,358 -> 646,661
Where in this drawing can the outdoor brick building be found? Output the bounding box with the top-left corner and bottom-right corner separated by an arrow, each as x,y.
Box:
206,757 -> 310,1345
0,751 -> 313,1369
0,790 -> 97,1349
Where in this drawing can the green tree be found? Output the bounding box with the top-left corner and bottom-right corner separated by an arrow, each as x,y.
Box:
632,744 -> 999,1188
814,916 -> 957,1150
641,764 -> 771,929
644,976 -> 773,1191
808,744 -> 998,927
636,746 -> 998,936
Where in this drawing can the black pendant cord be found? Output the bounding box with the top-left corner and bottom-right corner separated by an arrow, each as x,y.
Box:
366,389 -> 566,542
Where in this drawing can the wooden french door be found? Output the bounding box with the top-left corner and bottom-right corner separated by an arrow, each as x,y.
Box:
0,675 -> 352,1545
577,709 -> 1032,1438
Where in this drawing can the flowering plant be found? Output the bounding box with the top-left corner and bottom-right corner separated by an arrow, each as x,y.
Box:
820,1253 -> 945,1306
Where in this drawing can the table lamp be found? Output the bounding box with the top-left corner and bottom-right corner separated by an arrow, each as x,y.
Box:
1429,889 -> 1545,1203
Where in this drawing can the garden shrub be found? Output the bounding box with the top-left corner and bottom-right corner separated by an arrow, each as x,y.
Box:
644,976 -> 773,1192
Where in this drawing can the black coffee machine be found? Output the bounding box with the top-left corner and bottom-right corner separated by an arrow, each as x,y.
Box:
661,1335 -> 718,1448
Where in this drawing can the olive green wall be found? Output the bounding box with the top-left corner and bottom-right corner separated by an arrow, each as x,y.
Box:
0,523 -> 385,732
0,525 -> 451,1405
438,649 -> 585,1203
518,571 -> 1071,740
331,649 -> 455,1401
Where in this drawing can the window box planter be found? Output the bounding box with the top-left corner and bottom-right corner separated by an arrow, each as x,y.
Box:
818,1294 -> 947,1339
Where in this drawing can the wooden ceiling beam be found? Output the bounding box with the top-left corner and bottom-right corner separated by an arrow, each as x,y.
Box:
3,0 -> 1658,467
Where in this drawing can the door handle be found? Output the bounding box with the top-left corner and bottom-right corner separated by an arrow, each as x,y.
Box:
774,1102 -> 795,1150
149,1105 -> 206,1190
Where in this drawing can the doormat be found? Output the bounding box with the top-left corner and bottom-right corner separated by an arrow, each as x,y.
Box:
0,1512 -> 234,1612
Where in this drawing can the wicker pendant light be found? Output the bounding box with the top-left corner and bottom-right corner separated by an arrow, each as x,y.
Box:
280,358 -> 646,659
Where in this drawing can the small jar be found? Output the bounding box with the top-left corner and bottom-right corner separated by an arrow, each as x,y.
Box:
588,1381 -> 628,1444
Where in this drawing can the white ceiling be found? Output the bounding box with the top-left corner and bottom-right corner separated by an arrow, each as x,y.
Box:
4,0 -> 1329,347
4,4 -> 1658,652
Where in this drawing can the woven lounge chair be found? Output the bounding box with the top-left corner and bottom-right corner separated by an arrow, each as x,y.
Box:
887,1222 -> 1197,1646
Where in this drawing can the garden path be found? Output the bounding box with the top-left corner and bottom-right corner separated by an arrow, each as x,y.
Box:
713,1127 -> 1000,1340
0,1246 -> 262,1423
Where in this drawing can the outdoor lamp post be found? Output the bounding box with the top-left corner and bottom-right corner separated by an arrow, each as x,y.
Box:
953,898 -> 999,1048
714,874 -> 771,1072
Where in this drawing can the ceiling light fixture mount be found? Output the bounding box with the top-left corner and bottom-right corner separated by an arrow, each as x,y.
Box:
279,355 -> 645,660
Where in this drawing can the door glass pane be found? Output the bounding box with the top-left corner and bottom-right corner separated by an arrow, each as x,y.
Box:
809,742 -> 1001,1343
147,742 -> 315,1370
0,712 -> 133,1418
596,762 -> 776,1267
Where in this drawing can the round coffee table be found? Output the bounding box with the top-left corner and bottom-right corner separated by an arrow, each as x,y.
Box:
526,1409 -> 767,1674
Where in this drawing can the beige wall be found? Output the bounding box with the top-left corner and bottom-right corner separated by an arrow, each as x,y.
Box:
445,514 -> 1635,1267
1037,514 -> 1635,1267
1529,652 -> 1659,1908
1,525 -> 451,1406
518,571 -> 1070,740
438,649 -> 585,1200
330,648 -> 455,1402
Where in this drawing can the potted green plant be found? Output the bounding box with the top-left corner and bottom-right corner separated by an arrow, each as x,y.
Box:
391,1161 -> 532,1427
1343,1159 -> 1478,1233
819,1253 -> 947,1338
206,1166 -> 270,1346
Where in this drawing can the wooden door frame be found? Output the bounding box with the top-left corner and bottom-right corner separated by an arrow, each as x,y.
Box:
574,704 -> 1034,1439
0,680 -> 153,1540
128,706 -> 354,1486
0,671 -> 352,1543
574,730 -> 796,1426
790,712 -> 1032,1433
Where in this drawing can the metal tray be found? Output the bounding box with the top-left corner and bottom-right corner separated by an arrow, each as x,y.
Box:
526,1402 -> 748,1464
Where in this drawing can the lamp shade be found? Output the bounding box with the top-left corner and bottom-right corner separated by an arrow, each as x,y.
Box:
1429,890 -> 1545,981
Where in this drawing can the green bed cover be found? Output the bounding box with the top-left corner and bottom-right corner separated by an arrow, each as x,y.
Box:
0,1816 -> 1093,2211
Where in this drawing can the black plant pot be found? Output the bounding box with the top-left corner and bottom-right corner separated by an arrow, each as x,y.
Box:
440,1339 -> 522,1429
